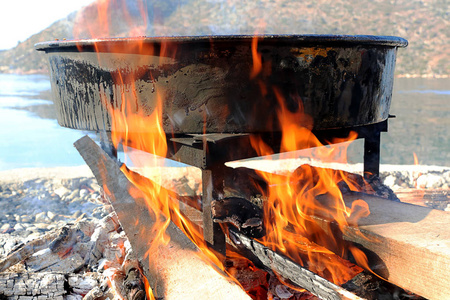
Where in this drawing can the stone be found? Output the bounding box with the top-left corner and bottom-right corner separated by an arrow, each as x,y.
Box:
71,211 -> 83,219
383,175 -> 397,188
47,211 -> 56,220
68,189 -> 80,200
54,186 -> 71,198
35,212 -> 48,223
14,223 -> 24,231
79,189 -> 89,198
21,215 -> 33,223
34,223 -> 50,229
1,223 -> 11,232
426,174 -> 444,189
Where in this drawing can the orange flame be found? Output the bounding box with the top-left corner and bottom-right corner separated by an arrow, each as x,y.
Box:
77,2 -> 375,293
247,39 -> 371,285
95,38 -> 239,297
250,37 -> 262,79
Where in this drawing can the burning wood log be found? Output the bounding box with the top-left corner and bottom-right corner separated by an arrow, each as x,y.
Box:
229,228 -> 364,300
74,135 -> 252,300
220,164 -> 449,299
0,230 -> 58,272
212,197 -> 264,238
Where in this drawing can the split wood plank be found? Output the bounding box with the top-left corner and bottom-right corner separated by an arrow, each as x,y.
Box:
394,188 -> 449,210
317,193 -> 450,300
229,228 -> 364,300
226,166 -> 450,299
74,135 -> 251,300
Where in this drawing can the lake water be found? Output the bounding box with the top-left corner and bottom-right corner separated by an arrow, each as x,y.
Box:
0,74 -> 448,170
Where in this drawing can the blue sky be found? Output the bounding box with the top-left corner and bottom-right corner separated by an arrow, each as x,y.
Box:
0,0 -> 95,50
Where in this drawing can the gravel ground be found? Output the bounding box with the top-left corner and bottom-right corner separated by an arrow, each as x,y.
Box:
0,166 -> 109,255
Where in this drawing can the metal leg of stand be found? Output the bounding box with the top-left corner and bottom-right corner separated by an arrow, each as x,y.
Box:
202,168 -> 226,255
363,130 -> 381,179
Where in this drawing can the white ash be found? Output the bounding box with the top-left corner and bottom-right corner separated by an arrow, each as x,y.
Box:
0,212 -> 143,299
0,171 -> 143,299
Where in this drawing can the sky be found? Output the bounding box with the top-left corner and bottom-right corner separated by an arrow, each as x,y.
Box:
0,0 -> 95,50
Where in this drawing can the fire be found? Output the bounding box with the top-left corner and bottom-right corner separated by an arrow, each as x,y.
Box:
74,2 -> 375,296
95,42 -> 231,297
247,37 -> 371,285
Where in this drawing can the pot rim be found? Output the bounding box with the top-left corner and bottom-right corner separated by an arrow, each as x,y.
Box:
35,34 -> 408,52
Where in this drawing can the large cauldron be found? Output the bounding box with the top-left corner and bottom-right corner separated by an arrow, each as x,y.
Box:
36,35 -> 407,133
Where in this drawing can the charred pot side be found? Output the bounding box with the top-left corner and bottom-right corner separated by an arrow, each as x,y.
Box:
36,35 -> 407,134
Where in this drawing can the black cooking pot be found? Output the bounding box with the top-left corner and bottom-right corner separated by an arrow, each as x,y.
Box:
35,35 -> 407,133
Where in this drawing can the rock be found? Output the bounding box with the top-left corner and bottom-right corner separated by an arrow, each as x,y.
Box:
47,211 -> 56,220
35,212 -> 49,223
445,204 -> 450,212
1,223 -> 11,233
71,197 -> 83,204
68,189 -> 80,200
383,175 -> 397,188
26,226 -> 37,232
417,174 -> 444,189
21,215 -> 33,223
72,211 -> 83,219
54,186 -> 71,198
14,223 -> 24,231
34,223 -> 50,230
79,189 -> 89,198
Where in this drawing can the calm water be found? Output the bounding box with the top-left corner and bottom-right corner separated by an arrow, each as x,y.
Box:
0,74 -> 93,170
0,74 -> 448,170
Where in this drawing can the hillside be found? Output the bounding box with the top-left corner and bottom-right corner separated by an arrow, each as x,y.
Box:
0,0 -> 448,76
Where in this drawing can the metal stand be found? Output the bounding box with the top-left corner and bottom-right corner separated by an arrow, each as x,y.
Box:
165,120 -> 389,253
167,134 -> 256,255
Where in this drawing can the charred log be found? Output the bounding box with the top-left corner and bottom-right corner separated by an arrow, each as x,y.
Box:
228,228 -> 364,300
212,197 -> 264,238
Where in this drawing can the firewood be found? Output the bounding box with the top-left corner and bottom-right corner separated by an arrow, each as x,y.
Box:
0,272 -> 66,299
25,249 -> 85,273
75,135 -> 252,300
229,227 -> 364,300
87,212 -> 121,268
49,225 -> 86,256
83,280 -> 109,300
0,231 -> 58,272
212,197 -> 264,238
121,243 -> 146,300
68,272 -> 101,296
